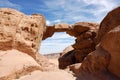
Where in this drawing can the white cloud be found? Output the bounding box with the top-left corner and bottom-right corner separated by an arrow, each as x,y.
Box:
43,0 -> 119,23
40,32 -> 75,54
46,19 -> 62,25
40,0 -> 120,54
46,20 -> 51,25
50,32 -> 74,39
53,19 -> 61,23
0,0 -> 21,10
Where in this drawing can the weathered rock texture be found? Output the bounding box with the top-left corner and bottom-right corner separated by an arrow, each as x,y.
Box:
96,7 -> 120,78
0,8 -> 46,58
42,23 -> 71,40
70,7 -> 120,80
0,8 -> 53,80
101,25 -> 120,78
43,22 -> 99,69
97,7 -> 120,44
72,22 -> 99,63
58,46 -> 76,69
56,22 -> 99,69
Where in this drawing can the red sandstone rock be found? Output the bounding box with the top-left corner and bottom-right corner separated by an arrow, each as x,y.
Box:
97,7 -> 120,44
58,46 -> 75,69
42,26 -> 54,40
77,46 -> 119,80
101,25 -> 120,78
69,63 -> 81,75
72,7 -> 120,80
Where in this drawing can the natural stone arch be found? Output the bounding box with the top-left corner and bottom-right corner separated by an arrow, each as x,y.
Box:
42,22 -> 99,40
42,22 -> 99,69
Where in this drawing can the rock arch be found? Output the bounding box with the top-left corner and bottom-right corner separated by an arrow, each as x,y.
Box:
42,22 -> 99,69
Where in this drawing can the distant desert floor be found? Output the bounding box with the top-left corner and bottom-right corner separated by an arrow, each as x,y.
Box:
15,54 -> 76,80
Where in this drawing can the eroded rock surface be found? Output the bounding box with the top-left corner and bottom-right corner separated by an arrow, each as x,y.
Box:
97,7 -> 120,44
0,8 -> 46,58
71,7 -> 120,80
0,8 -> 52,80
58,46 -> 75,69
58,22 -> 99,69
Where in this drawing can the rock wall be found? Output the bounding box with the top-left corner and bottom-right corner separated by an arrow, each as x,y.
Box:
69,7 -> 120,80
0,8 -> 46,58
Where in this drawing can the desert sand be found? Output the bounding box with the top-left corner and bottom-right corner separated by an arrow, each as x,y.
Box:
14,57 -> 76,80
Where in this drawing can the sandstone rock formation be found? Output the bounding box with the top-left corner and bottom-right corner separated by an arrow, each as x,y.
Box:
96,7 -> 120,78
58,46 -> 76,69
0,8 -> 46,59
0,8 -> 53,80
72,22 -> 99,63
68,7 -> 120,80
42,23 -> 70,40
101,25 -> 120,78
96,7 -> 120,44
1,6 -> 120,80
0,49 -> 41,80
57,22 -> 99,69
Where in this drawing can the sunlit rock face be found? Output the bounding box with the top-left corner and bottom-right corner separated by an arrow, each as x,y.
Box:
0,8 -> 46,58
0,8 -> 52,80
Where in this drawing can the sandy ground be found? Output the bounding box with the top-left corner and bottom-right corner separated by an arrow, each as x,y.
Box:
15,70 -> 76,80
14,58 -> 76,80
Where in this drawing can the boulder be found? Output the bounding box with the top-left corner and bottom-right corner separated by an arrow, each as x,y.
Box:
69,63 -> 81,75
77,46 -> 119,80
58,46 -> 76,69
0,49 -> 41,80
60,46 -> 74,56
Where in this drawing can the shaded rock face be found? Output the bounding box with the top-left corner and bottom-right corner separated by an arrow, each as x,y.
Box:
58,46 -> 75,69
72,7 -> 120,80
72,22 -> 99,63
0,8 -> 46,58
101,25 -> 120,78
57,22 -> 99,69
42,26 -> 54,40
43,22 -> 99,69
96,7 -> 120,78
97,7 -> 120,44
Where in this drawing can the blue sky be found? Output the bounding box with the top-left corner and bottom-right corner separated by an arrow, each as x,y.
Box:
0,0 -> 120,54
